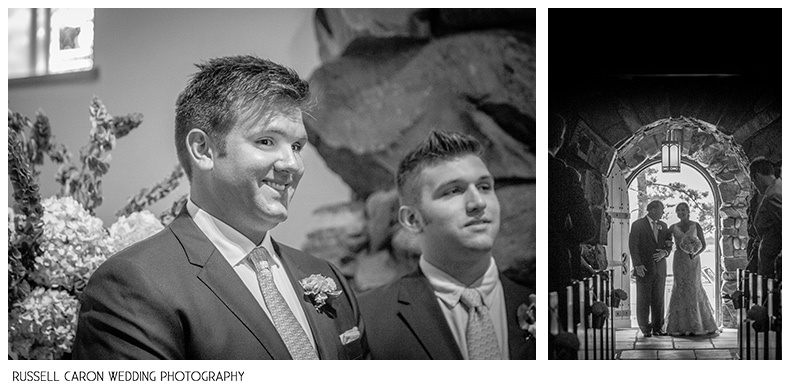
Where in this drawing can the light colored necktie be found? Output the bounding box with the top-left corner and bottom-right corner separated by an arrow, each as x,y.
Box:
652,220 -> 659,242
459,288 -> 503,360
247,247 -> 318,360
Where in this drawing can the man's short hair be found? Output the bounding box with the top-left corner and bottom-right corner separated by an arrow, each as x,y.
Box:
647,200 -> 664,212
749,157 -> 775,179
396,131 -> 483,206
175,55 -> 310,180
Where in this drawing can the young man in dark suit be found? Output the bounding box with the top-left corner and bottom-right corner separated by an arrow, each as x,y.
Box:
747,158 -> 782,279
628,200 -> 673,338
359,131 -> 534,360
73,55 -> 366,360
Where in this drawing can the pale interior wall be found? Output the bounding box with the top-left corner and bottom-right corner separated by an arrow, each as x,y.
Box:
8,8 -> 352,249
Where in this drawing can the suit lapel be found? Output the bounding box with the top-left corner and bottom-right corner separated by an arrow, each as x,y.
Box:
272,240 -> 338,360
168,210 -> 291,359
397,271 -> 463,360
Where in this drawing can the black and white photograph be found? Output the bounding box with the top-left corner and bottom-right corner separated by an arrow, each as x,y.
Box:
548,8 -> 781,360
7,7 -> 535,371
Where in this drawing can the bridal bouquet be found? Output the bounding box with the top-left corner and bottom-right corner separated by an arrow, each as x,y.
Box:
680,233 -> 702,260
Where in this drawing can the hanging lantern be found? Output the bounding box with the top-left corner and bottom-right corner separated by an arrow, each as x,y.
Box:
661,129 -> 680,173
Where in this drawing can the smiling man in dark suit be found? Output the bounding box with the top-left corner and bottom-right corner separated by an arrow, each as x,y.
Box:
73,55 -> 366,360
359,131 -> 534,360
628,200 -> 673,338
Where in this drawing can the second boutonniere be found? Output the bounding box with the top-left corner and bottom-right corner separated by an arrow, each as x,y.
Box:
300,274 -> 342,312
517,294 -> 537,341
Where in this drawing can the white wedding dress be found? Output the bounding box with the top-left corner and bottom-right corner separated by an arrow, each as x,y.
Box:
664,222 -> 718,336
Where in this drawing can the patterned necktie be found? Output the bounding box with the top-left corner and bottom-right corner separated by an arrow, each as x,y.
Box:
459,288 -> 503,360
652,220 -> 659,242
247,247 -> 318,360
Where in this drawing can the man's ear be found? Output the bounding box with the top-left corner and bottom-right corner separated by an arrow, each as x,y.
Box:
186,129 -> 214,172
398,205 -> 423,233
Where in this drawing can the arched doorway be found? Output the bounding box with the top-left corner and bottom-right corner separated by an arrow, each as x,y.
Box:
625,159 -> 720,325
606,116 -> 753,328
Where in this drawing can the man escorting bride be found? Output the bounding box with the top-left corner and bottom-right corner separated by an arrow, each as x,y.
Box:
664,202 -> 719,336
629,201 -> 673,338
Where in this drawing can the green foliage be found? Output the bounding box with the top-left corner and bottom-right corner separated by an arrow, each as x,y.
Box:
8,126 -> 45,306
116,164 -> 185,218
634,167 -> 715,234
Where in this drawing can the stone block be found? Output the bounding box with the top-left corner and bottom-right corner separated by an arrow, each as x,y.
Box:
493,184 -> 536,272
721,270 -> 737,282
306,30 -> 536,199
721,227 -> 737,237
721,280 -> 738,295
734,171 -> 752,189
723,256 -> 747,271
722,240 -> 733,257
314,9 -> 432,63
718,182 -> 741,203
715,169 -> 735,182
720,205 -> 747,218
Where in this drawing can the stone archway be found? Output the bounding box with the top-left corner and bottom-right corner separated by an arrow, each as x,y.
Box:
614,116 -> 753,327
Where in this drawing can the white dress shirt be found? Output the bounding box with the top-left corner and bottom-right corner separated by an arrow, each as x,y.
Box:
186,199 -> 316,349
419,256 -> 509,359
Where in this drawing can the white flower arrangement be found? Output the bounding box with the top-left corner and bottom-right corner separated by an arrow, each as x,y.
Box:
8,287 -> 80,360
9,99 -> 173,360
32,196 -> 112,289
12,197 -> 164,359
108,209 -> 164,252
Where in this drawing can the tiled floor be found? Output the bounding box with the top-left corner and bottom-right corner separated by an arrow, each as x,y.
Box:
616,328 -> 738,360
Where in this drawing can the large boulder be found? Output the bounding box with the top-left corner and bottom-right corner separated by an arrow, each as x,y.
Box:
303,9 -> 535,289
305,11 -> 535,199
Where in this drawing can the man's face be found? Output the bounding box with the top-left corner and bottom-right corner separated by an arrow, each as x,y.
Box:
648,204 -> 664,221
207,108 -> 306,240
412,154 -> 500,257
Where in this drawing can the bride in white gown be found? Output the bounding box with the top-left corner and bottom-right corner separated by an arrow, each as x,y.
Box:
664,202 -> 719,336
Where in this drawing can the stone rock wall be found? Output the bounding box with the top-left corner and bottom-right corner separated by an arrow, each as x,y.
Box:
303,9 -> 535,291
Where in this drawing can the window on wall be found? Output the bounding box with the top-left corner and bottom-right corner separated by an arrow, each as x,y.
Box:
8,8 -> 95,81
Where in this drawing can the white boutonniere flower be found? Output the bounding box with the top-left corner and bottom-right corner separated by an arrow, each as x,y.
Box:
517,294 -> 537,340
300,274 -> 342,312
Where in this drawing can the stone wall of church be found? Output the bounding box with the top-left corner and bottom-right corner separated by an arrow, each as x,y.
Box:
300,9 -> 536,291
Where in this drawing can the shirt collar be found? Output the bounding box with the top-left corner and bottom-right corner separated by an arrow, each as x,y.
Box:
419,256 -> 500,309
186,199 -> 281,268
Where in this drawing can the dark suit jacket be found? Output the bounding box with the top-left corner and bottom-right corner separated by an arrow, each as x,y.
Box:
628,216 -> 672,278
73,210 -> 366,359
358,269 -> 534,360
753,179 -> 782,277
548,154 -> 594,290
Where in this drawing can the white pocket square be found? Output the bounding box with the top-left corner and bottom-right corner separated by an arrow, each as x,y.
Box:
339,326 -> 360,345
